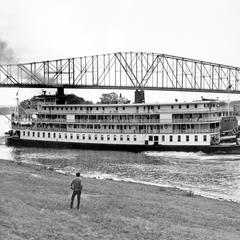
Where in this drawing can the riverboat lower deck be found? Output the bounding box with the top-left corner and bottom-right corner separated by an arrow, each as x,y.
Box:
5,134 -> 240,154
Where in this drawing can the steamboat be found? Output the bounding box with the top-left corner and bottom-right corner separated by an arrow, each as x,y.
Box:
5,90 -> 240,153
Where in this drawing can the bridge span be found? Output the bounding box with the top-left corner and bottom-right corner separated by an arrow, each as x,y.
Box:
0,52 -> 240,94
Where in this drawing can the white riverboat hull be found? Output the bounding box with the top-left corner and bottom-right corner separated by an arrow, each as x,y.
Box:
5,135 -> 240,154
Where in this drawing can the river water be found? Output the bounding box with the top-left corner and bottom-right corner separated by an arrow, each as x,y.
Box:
1,115 -> 240,202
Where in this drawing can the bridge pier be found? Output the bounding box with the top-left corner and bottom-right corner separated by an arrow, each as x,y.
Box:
134,89 -> 145,103
56,87 -> 65,104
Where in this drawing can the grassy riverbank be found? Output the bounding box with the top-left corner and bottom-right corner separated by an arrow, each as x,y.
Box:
0,159 -> 240,240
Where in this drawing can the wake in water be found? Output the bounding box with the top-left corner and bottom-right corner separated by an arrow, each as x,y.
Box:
144,150 -> 240,162
142,151 -> 240,202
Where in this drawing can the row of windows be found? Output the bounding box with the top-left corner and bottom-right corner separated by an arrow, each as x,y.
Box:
171,104 -> 197,109
42,103 -> 207,112
22,131 -> 137,141
36,122 -> 199,130
42,98 -> 209,108
43,106 -> 128,111
148,134 -> 207,142
22,131 -> 208,143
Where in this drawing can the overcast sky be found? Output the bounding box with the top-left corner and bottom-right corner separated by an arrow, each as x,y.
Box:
0,0 -> 240,105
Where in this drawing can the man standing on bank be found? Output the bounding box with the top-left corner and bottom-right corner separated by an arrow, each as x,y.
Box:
70,172 -> 82,210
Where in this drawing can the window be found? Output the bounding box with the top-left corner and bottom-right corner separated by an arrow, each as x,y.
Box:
162,135 -> 165,142
186,135 -> 189,142
186,105 -> 189,109
179,105 -> 181,109
171,105 -> 174,109
134,135 -> 137,141
77,134 -> 79,140
88,134 -> 91,140
53,133 -> 56,138
203,135 -> 207,142
83,134 -> 85,140
95,134 -> 97,140
70,134 -> 73,139
195,104 -> 197,108
195,135 -> 198,142
123,107 -> 125,110
28,131 -> 30,136
169,135 -> 173,142
107,135 -> 110,140
158,106 -> 160,109
59,133 -> 61,139
178,135 -> 181,142
37,132 -> 40,138
48,133 -> 51,138
149,136 -> 153,141
43,132 -> 45,138
101,135 -> 104,140
127,135 -> 130,141
120,135 -> 123,141
32,132 -> 35,137
114,135 -> 117,141
65,134 -> 67,139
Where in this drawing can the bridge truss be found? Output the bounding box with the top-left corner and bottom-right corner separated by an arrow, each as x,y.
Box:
0,52 -> 240,93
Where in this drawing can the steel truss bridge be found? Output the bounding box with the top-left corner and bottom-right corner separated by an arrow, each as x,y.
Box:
0,51 -> 240,93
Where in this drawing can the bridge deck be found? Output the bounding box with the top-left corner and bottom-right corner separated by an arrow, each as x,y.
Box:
0,52 -> 240,93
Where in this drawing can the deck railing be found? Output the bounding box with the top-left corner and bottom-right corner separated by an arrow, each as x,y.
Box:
31,117 -> 221,124
37,107 -> 228,115
12,125 -> 220,135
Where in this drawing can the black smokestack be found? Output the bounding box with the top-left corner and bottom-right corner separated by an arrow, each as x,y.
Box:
0,39 -> 15,64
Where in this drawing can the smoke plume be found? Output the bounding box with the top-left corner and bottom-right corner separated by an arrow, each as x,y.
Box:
0,39 -> 15,64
